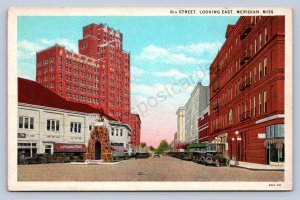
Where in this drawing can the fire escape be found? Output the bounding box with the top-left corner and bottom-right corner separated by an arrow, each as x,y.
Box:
239,21 -> 254,40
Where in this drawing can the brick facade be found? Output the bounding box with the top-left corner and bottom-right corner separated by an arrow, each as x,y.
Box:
208,16 -> 285,164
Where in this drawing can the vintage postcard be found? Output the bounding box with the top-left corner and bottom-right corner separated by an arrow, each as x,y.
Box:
7,7 -> 292,191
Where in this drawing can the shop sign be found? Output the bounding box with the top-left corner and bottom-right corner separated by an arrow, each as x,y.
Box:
18,133 -> 26,138
54,143 -> 86,152
258,133 -> 266,139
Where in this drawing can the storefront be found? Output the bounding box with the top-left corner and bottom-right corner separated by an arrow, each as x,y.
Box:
265,124 -> 285,165
17,142 -> 37,157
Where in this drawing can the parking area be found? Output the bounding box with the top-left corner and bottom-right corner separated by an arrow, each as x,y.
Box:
18,156 -> 284,182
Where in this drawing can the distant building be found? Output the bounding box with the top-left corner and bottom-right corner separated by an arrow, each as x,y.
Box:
18,78 -> 131,157
129,113 -> 141,150
176,107 -> 185,146
184,82 -> 209,144
198,106 -> 210,143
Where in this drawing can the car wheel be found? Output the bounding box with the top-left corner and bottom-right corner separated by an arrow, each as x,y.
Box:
40,158 -> 47,164
200,156 -> 206,164
206,156 -> 213,165
23,159 -> 29,165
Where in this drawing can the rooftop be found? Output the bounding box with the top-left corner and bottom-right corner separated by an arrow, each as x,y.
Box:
18,77 -> 115,120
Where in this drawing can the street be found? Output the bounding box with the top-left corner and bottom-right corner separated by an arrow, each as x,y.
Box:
18,156 -> 284,182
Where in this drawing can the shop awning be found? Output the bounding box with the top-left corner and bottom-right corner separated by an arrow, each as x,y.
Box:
53,143 -> 86,153
111,146 -> 127,151
264,139 -> 284,149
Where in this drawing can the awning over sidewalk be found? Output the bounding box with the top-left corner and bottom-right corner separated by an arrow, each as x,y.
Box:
111,146 -> 127,151
264,139 -> 284,149
53,143 -> 86,153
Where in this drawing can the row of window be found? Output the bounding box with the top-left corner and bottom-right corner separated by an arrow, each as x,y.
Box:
111,128 -> 124,137
19,117 -> 91,134
211,90 -> 268,132
214,56 -> 269,107
213,16 -> 268,83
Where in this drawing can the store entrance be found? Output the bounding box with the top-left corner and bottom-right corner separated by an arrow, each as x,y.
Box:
94,142 -> 101,160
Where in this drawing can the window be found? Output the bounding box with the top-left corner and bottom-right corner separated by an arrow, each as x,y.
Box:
254,67 -> 257,83
253,96 -> 256,116
45,145 -> 52,154
19,117 -> 34,129
120,129 -> 123,136
266,124 -> 284,138
249,98 -> 252,116
259,33 -> 262,49
264,57 -> 267,76
70,122 -> 81,133
254,38 -> 257,54
116,129 -> 119,136
111,128 -> 114,136
264,90 -> 267,113
47,120 -> 59,132
259,93 -> 262,115
259,62 -> 262,80
264,27 -> 268,43
89,125 -> 93,131
228,109 -> 233,125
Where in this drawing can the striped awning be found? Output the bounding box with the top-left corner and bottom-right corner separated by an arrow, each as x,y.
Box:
264,139 -> 284,149
111,146 -> 126,151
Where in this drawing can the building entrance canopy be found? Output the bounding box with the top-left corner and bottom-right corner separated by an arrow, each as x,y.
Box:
53,143 -> 86,153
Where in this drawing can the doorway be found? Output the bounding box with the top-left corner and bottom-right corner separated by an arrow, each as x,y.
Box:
94,141 -> 101,160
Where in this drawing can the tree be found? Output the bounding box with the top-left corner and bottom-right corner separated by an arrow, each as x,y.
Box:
140,142 -> 147,149
155,139 -> 170,154
149,146 -> 155,151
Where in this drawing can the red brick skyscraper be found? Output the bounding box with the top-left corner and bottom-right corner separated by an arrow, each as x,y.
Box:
36,23 -> 131,124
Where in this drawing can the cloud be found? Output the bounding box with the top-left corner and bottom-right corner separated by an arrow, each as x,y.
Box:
40,38 -> 78,52
134,42 -> 220,66
131,66 -> 146,76
153,69 -> 187,79
135,44 -> 198,65
175,42 -> 222,54
17,68 -> 35,81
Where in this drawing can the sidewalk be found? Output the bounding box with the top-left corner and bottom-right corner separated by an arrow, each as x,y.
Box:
230,160 -> 284,171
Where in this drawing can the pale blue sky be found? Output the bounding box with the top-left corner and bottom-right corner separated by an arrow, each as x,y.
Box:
17,16 -> 238,145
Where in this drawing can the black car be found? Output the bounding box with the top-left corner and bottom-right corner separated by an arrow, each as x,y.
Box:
18,153 -> 48,165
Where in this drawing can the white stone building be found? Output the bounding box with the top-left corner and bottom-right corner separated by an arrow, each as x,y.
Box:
176,107 -> 185,145
184,82 -> 209,144
17,78 -> 131,157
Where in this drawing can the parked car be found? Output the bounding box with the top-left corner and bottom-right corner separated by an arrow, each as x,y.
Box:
168,142 -> 230,167
18,153 -> 48,165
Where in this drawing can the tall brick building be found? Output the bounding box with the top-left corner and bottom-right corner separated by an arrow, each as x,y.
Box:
36,23 -> 140,147
129,113 -> 141,148
208,16 -> 285,165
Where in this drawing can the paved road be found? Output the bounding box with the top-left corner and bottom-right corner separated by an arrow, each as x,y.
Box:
18,156 -> 284,182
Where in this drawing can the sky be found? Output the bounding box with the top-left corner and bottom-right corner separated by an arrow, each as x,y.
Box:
17,16 -> 238,147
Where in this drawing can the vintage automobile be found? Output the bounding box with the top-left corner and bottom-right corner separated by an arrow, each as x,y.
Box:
18,153 -> 48,165
131,152 -> 150,159
112,150 -> 129,161
190,143 -> 230,167
168,142 -> 230,167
